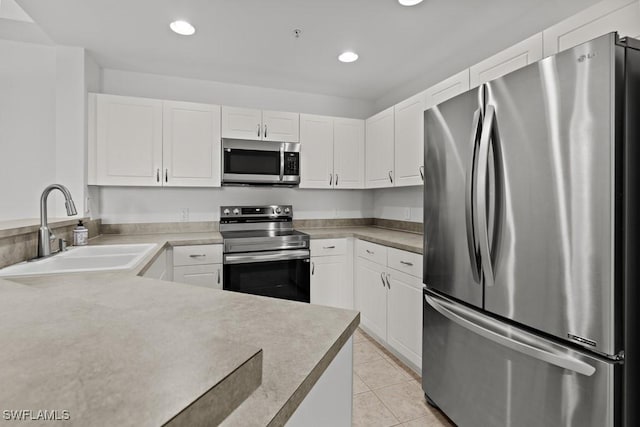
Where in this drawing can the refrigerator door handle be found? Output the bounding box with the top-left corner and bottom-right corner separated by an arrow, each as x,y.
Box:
425,293 -> 596,376
476,105 -> 496,287
465,108 -> 483,282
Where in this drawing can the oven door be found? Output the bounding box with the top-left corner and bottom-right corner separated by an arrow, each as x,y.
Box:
223,249 -> 310,303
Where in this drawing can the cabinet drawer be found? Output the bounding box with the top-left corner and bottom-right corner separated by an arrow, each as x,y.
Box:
174,264 -> 222,289
173,244 -> 222,266
356,240 -> 387,265
311,238 -> 347,257
387,248 -> 422,278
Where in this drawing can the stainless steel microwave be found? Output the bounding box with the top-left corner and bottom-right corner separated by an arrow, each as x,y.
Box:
222,139 -> 300,186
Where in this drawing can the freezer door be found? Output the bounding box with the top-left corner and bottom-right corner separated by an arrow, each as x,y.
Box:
481,33 -> 619,355
423,290 -> 616,427
424,88 -> 484,308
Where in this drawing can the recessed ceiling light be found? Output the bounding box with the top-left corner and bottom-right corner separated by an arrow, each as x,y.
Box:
338,51 -> 359,63
398,0 -> 424,5
170,20 -> 196,36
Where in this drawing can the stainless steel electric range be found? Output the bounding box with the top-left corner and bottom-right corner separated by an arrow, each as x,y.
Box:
220,205 -> 310,303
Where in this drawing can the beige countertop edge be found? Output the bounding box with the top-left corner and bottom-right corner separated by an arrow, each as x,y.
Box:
267,314 -> 360,427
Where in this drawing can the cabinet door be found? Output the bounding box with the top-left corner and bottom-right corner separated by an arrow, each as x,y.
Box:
365,107 -> 395,188
394,93 -> 426,187
334,118 -> 365,189
543,0 -> 640,57
262,110 -> 300,142
143,249 -> 168,280
221,106 -> 262,140
470,33 -> 543,88
96,94 -> 163,186
173,264 -> 223,290
310,256 -> 343,307
424,69 -> 470,109
163,101 -> 221,187
355,258 -> 388,340
300,114 -> 334,189
387,270 -> 423,368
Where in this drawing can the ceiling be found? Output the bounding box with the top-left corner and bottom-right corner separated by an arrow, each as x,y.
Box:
16,0 -> 600,101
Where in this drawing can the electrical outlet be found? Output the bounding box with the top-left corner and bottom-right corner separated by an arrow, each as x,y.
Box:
181,208 -> 189,222
404,208 -> 411,220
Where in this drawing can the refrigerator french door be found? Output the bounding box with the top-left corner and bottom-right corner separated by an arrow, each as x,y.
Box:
423,32 -> 640,427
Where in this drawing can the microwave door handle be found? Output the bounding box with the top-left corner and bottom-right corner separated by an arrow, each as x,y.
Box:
280,147 -> 285,181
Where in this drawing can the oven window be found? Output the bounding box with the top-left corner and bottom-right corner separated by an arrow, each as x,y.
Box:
224,258 -> 310,303
225,149 -> 280,175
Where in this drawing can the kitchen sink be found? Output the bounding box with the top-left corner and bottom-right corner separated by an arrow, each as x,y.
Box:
0,244 -> 158,277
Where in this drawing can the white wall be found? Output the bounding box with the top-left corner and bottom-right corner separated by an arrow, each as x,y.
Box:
97,187 -> 373,224
102,69 -> 375,119
373,186 -> 423,223
0,39 -> 57,220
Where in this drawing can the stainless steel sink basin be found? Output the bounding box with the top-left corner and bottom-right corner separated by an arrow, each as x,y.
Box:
0,244 -> 158,277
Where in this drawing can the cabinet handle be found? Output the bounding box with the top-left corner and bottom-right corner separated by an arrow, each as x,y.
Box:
419,166 -> 424,181
257,124 -> 261,137
388,170 -> 393,183
329,173 -> 333,186
264,124 -> 268,139
217,268 -> 221,284
380,272 -> 386,288
323,246 -> 336,249
385,273 -> 391,289
189,254 -> 207,258
312,262 -> 315,275
366,249 -> 374,255
336,174 -> 339,186
156,168 -> 160,183
165,168 -> 168,183
400,261 -> 414,266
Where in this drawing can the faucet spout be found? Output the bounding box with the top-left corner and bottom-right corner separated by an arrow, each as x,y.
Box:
37,184 -> 77,258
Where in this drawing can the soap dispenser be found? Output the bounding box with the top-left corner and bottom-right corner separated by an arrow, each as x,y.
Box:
73,220 -> 88,246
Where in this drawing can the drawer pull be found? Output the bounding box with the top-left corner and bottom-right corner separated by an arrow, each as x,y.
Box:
400,261 -> 414,266
189,254 -> 207,258
366,249 -> 374,255
323,245 -> 336,249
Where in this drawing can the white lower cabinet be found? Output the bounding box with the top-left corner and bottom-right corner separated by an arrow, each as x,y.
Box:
142,248 -> 171,281
310,239 -> 353,309
172,244 -> 223,290
355,240 -> 423,371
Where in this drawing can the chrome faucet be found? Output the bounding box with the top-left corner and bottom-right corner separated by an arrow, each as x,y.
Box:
37,184 -> 77,258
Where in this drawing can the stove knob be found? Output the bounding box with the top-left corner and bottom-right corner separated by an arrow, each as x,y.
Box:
284,207 -> 291,214
233,208 -> 240,215
275,207 -> 282,214
223,208 -> 230,216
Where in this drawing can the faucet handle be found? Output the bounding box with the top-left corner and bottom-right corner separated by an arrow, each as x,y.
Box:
58,239 -> 67,252
49,232 -> 56,241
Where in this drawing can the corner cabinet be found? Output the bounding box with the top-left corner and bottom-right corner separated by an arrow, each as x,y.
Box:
89,94 -> 222,187
221,106 -> 299,142
300,115 -> 364,189
365,107 -> 395,188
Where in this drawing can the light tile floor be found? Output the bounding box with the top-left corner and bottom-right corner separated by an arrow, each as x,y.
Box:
352,328 -> 454,427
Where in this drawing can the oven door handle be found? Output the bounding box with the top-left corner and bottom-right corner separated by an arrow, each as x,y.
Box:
224,250 -> 310,265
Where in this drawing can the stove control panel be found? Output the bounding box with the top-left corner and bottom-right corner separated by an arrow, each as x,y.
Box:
220,205 -> 294,221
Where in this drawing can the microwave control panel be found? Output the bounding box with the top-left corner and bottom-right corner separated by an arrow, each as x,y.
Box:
284,152 -> 299,175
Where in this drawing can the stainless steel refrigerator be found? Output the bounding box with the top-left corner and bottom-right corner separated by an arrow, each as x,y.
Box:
422,32 -> 640,427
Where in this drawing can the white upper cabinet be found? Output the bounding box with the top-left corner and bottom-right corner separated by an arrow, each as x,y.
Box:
221,106 -> 299,142
333,118 -> 365,189
543,0 -> 640,57
365,107 -> 395,188
394,92 -> 426,187
300,115 -> 364,189
470,33 -> 543,89
220,106 -> 262,140
162,101 -> 221,187
300,114 -> 334,189
96,94 -> 163,186
91,94 -> 221,187
424,69 -> 470,109
262,110 -> 299,142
